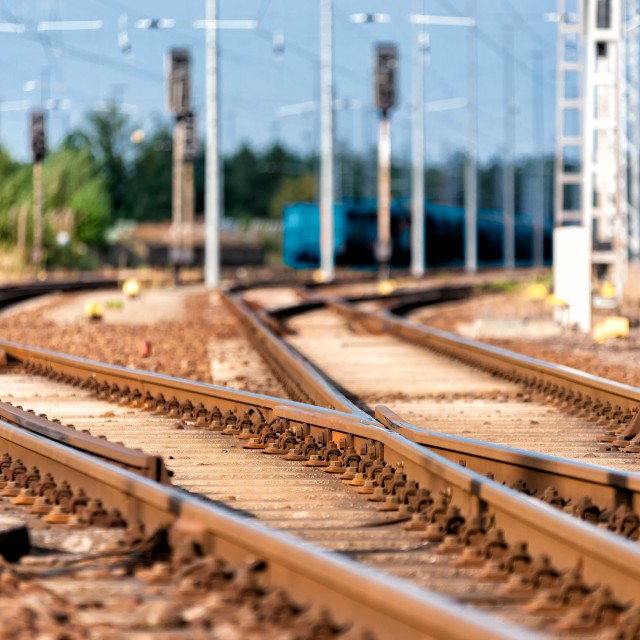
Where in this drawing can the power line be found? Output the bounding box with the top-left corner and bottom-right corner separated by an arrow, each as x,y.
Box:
1,4 -> 164,83
504,1 -> 554,50
437,0 -> 555,90
254,0 -> 274,26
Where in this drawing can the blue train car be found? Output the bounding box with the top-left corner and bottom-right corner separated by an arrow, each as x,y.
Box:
282,200 -> 551,270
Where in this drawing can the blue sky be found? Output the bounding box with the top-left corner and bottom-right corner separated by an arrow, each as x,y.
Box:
0,0 -> 557,163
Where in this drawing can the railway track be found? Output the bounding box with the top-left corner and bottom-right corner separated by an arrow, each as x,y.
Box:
230,285 -> 640,467
0,277 -> 117,309
2,276 -> 640,637
0,343 -> 524,639
229,285 -> 640,518
0,330 -> 638,637
223,283 -> 640,633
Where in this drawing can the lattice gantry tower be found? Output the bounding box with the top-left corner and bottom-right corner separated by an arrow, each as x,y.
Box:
554,0 -> 640,304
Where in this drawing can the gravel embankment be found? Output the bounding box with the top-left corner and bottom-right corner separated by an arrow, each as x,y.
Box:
0,287 -> 284,397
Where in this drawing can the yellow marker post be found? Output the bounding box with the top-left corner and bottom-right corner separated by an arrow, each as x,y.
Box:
122,278 -> 141,298
593,316 -> 629,344
545,294 -> 568,308
600,282 -> 617,299
83,300 -> 104,321
525,283 -> 548,301
312,269 -> 327,284
376,279 -> 395,296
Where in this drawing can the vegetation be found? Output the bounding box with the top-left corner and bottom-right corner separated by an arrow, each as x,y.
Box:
0,102 -> 555,269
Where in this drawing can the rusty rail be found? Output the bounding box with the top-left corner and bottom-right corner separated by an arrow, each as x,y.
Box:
376,405 -> 640,522
230,286 -> 640,545
0,413 -> 532,639
330,299 -> 640,414
242,289 -> 640,536
268,284 -> 475,320
0,277 -> 117,309
0,338 -> 372,434
4,339 -> 640,621
0,401 -> 169,482
223,293 -> 368,417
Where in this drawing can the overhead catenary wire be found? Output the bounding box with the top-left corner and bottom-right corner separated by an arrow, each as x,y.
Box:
437,0 -> 555,91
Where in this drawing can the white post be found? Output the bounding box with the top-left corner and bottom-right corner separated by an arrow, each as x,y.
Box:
580,0 -> 594,256
627,0 -> 640,261
409,11 -> 476,271
377,117 -> 392,279
32,159 -> 43,270
320,0 -> 335,282
464,0 -> 478,273
502,22 -> 516,270
533,50 -> 545,268
205,0 -> 221,288
554,227 -> 591,330
411,0 -> 426,278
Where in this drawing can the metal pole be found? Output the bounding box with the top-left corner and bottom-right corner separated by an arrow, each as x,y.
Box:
345,108 -> 354,200
464,0 -> 478,273
172,119 -> 184,266
183,155 -> 195,260
533,50 -> 545,268
377,116 -> 392,279
580,0 -> 594,248
628,0 -> 640,261
17,205 -> 27,260
613,1 -> 627,299
363,108 -> 375,199
320,0 -> 335,281
502,22 -> 516,270
411,0 -> 426,278
205,0 -> 221,288
32,160 -> 43,271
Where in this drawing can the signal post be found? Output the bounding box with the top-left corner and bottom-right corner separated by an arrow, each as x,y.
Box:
374,43 -> 398,280
167,49 -> 196,279
30,110 -> 46,271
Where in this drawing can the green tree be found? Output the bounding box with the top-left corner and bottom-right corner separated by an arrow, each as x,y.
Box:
255,143 -> 301,216
124,126 -> 173,221
44,147 -> 110,246
269,173 -> 315,219
223,142 -> 305,219
63,103 -> 130,221
224,144 -> 260,219
0,156 -> 30,244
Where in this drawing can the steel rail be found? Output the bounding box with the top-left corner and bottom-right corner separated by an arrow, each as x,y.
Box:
268,283 -> 476,320
0,419 -> 531,640
0,400 -> 168,482
0,336 -> 381,438
261,290 -> 640,531
3,340 -> 640,618
223,293 -> 369,417
376,405 -> 640,519
329,299 -> 640,415
0,277 -> 118,309
234,287 -> 640,540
